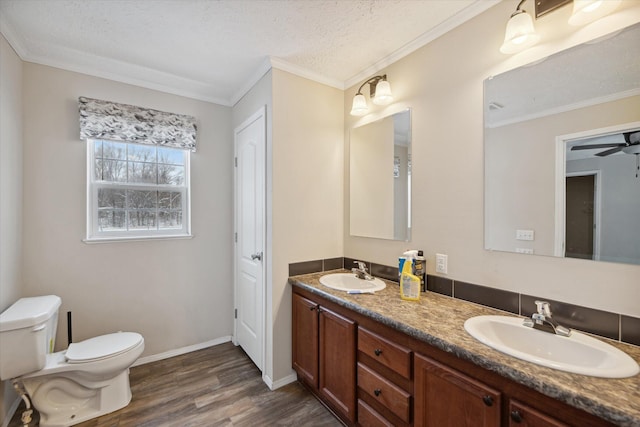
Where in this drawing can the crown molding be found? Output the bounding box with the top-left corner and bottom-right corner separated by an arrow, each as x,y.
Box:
268,57 -> 345,90
2,0 -> 499,107
344,0 -> 500,89
229,57 -> 273,106
0,13 -> 28,58
1,16 -> 232,106
486,88 -> 640,129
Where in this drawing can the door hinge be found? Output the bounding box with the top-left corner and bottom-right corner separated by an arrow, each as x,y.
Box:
234,157 -> 237,167
234,232 -> 237,243
234,308 -> 237,319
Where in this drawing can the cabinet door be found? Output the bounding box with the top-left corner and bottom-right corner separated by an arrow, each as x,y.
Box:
292,293 -> 318,387
414,354 -> 501,427
508,399 -> 569,427
319,306 -> 357,423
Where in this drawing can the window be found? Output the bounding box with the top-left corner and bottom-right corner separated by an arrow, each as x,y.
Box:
86,139 -> 190,241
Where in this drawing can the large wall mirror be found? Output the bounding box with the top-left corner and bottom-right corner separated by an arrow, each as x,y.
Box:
484,23 -> 640,266
350,109 -> 411,241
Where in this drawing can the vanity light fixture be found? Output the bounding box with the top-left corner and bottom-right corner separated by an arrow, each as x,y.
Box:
350,75 -> 393,116
500,0 -> 540,54
568,0 -> 621,26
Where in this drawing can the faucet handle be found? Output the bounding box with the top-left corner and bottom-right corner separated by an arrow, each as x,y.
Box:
353,260 -> 367,271
535,300 -> 552,317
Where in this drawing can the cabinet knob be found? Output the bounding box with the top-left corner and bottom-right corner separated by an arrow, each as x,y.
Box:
510,410 -> 523,423
374,348 -> 382,356
482,395 -> 494,407
309,306 -> 316,311
374,388 -> 382,397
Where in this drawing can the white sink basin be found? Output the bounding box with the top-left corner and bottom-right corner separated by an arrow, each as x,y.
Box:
319,273 -> 386,293
464,315 -> 639,378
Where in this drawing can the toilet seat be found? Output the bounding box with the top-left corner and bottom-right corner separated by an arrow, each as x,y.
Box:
66,332 -> 143,364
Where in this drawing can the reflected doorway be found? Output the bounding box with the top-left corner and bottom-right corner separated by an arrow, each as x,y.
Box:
565,174 -> 595,259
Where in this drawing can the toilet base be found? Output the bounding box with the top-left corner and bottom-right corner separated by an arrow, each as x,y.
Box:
23,369 -> 133,427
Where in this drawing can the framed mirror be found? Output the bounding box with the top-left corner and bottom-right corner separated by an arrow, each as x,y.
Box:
350,109 -> 411,241
484,23 -> 640,265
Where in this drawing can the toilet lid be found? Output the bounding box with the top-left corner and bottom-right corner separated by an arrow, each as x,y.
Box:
66,332 -> 142,363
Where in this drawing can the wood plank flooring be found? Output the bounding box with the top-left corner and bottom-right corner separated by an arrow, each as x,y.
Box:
9,342 -> 342,426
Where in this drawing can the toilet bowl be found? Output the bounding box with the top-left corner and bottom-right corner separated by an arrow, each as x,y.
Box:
22,332 -> 145,427
0,296 -> 144,427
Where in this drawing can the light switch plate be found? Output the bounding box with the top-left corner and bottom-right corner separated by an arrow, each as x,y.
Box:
516,229 -> 535,241
436,253 -> 448,274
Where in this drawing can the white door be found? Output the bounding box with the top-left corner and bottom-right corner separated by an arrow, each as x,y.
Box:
234,107 -> 266,370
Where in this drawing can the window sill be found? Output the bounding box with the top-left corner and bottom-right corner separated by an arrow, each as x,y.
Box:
83,234 -> 194,244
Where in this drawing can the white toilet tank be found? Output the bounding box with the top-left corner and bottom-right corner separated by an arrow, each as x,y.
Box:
0,295 -> 61,380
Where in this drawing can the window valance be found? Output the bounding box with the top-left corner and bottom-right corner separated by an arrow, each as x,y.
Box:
79,96 -> 197,151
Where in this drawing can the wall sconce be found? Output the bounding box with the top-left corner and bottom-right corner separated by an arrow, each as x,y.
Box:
568,0 -> 621,26
350,75 -> 393,116
500,0 -> 540,54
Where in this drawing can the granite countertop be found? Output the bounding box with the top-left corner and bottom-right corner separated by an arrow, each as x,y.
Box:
289,270 -> 640,427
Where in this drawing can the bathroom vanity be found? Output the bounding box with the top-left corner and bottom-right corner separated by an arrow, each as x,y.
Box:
290,271 -> 640,427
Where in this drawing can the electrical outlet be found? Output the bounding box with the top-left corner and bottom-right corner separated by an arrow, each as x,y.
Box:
515,248 -> 534,254
436,253 -> 448,274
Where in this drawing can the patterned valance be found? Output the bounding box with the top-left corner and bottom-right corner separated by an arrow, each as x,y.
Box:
79,97 -> 197,151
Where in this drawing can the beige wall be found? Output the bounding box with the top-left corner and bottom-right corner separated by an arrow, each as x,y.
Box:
21,63 -> 235,358
0,33 -> 23,427
271,69 -> 344,381
344,2 -> 640,317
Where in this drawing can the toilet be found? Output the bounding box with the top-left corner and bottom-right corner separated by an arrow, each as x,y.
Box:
0,295 -> 144,427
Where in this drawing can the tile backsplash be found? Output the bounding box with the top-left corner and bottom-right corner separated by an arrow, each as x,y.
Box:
289,257 -> 639,347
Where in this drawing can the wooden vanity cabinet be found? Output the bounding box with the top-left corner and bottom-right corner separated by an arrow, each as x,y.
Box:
414,354 -> 501,427
292,293 -> 356,424
292,286 -> 618,427
292,293 -> 318,386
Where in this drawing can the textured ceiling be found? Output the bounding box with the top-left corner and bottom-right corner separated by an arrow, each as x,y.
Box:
0,0 -> 495,105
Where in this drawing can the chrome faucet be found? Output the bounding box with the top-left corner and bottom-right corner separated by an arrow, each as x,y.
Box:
523,301 -> 571,337
352,261 -> 373,280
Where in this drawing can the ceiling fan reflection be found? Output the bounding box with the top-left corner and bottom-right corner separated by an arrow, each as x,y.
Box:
571,131 -> 640,157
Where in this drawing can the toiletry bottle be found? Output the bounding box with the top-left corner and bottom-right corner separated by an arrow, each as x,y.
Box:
399,250 -> 416,281
400,258 -> 420,301
414,250 -> 426,292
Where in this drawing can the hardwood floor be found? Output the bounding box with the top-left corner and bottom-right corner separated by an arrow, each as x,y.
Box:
9,342 -> 342,427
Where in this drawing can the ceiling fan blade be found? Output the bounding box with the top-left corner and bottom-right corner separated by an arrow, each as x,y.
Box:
595,147 -> 623,157
571,143 -> 623,151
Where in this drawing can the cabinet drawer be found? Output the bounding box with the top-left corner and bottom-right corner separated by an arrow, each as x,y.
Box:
358,327 -> 412,379
509,399 -> 569,427
358,363 -> 411,423
358,399 -> 394,427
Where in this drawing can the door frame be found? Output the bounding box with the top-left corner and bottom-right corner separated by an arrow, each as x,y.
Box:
554,122 -> 640,258
233,106 -> 267,373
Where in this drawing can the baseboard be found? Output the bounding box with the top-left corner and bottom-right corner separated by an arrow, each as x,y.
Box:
132,335 -> 232,367
263,371 -> 297,390
2,396 -> 22,427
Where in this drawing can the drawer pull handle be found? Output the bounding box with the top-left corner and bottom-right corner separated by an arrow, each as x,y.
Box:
374,388 -> 382,397
374,348 -> 382,356
510,410 -> 523,423
482,395 -> 493,407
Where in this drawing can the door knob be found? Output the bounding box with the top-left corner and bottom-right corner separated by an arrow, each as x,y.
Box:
251,252 -> 263,261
